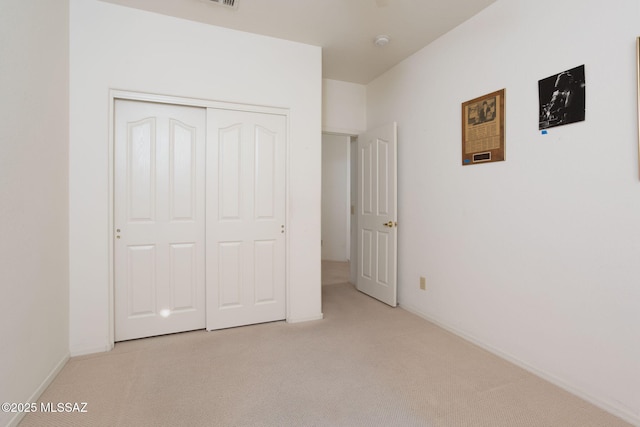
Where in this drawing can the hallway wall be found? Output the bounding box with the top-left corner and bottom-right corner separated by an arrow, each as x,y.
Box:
322,134 -> 350,261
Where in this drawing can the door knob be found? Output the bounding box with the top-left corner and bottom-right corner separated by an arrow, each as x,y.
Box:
383,221 -> 396,227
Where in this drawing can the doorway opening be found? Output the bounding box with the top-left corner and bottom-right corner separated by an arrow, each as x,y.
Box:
321,133 -> 357,286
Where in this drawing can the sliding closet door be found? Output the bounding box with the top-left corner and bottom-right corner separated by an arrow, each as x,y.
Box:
206,109 -> 287,330
114,100 -> 206,341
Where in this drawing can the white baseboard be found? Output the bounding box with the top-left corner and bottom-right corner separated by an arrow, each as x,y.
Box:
70,343 -> 113,357
399,302 -> 640,427
286,313 -> 324,324
6,353 -> 69,427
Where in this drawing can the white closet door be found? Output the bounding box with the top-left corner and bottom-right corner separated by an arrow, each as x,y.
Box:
206,109 -> 286,330
114,100 -> 206,341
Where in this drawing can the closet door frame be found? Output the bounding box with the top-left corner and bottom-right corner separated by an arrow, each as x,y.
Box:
107,89 -> 291,349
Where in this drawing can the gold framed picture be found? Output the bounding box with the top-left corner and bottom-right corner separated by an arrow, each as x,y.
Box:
461,89 -> 505,166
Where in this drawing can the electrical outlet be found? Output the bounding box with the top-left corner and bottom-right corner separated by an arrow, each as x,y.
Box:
419,276 -> 426,290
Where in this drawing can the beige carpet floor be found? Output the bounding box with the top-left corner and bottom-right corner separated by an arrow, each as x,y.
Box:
321,260 -> 352,285
20,262 -> 631,426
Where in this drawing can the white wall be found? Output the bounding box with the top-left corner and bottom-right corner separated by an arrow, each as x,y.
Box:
0,1 -> 70,425
69,0 -> 322,355
321,134 -> 350,261
367,0 -> 640,423
323,79 -> 367,134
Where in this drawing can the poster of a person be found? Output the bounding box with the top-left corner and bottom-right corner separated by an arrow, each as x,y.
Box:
538,65 -> 586,130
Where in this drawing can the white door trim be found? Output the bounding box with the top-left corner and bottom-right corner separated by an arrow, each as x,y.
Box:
107,90 -> 291,348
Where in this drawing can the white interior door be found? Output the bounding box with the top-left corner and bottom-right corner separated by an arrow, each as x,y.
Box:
114,100 -> 206,341
356,122 -> 398,307
206,109 -> 287,330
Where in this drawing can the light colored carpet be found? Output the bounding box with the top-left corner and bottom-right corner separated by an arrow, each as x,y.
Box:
20,263 -> 631,426
321,260 -> 351,285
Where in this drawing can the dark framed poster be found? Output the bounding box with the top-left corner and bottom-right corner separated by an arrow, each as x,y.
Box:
461,89 -> 505,166
538,65 -> 586,130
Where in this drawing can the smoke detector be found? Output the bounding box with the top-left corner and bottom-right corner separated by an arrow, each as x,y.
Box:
207,0 -> 238,9
374,35 -> 390,47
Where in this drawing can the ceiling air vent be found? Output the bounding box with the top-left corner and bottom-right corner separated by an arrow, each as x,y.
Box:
208,0 -> 238,9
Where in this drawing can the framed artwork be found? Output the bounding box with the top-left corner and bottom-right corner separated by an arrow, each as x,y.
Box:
461,89 -> 505,166
538,65 -> 586,130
